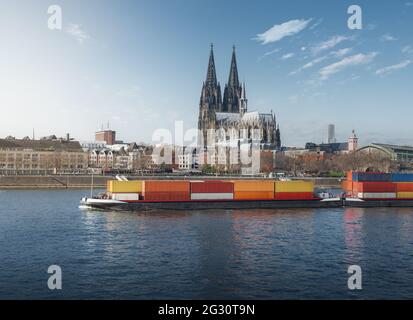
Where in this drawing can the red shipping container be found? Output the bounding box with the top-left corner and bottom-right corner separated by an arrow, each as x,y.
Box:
274,192 -> 314,200
143,181 -> 190,193
352,182 -> 396,193
190,181 -> 234,193
143,192 -> 190,201
396,183 -> 413,192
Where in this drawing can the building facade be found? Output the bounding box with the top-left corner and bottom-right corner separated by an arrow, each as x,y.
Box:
198,45 -> 281,151
0,137 -> 88,175
95,129 -> 116,145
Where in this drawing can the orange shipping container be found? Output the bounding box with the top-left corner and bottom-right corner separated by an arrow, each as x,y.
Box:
347,171 -> 353,181
396,183 -> 413,192
234,191 -> 274,200
143,180 -> 190,193
341,181 -> 352,191
233,180 -> 274,192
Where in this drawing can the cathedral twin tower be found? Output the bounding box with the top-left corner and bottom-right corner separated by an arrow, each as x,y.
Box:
198,45 -> 281,150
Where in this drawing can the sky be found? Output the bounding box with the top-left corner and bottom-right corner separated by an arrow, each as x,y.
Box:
0,0 -> 412,147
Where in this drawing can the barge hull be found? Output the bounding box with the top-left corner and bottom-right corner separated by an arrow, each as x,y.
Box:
87,199 -> 342,211
344,199 -> 413,207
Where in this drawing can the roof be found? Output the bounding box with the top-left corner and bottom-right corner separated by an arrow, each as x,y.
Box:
216,111 -> 275,125
242,111 -> 273,123
0,138 -> 84,152
357,143 -> 413,161
216,112 -> 241,122
371,143 -> 413,152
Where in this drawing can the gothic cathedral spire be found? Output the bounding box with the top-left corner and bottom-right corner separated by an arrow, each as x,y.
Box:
206,44 -> 218,87
222,46 -> 242,113
198,44 -> 222,147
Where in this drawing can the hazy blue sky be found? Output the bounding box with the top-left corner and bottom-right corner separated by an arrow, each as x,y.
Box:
1,0 -> 412,147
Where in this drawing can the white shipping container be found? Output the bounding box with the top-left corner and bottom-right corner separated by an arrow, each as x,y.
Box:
111,193 -> 141,201
190,193 -> 234,200
357,193 -> 396,199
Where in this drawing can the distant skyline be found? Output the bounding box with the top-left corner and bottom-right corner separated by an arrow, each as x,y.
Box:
1,0 -> 412,147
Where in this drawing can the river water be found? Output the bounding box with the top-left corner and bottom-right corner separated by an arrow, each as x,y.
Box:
0,189 -> 412,299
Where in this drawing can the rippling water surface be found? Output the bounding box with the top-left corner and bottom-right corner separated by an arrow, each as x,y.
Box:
0,189 -> 412,299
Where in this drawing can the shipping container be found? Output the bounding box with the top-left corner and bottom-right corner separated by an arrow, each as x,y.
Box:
190,181 -> 234,193
352,172 -> 392,182
347,171 -> 353,182
397,192 -> 413,199
396,183 -> 413,192
274,181 -> 314,193
111,193 -> 141,201
352,182 -> 396,193
341,180 -> 353,191
357,192 -> 397,199
190,193 -> 234,200
143,192 -> 190,201
274,192 -> 314,200
232,180 -> 274,192
392,173 -> 413,182
234,191 -> 274,200
143,180 -> 190,193
107,180 -> 143,193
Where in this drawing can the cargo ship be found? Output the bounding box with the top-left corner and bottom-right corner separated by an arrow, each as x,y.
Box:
79,172 -> 413,211
342,171 -> 413,207
80,179 -> 343,211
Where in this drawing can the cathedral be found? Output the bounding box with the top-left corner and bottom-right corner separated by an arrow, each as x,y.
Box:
198,45 -> 281,151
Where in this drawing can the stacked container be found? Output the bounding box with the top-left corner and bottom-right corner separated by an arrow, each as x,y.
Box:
190,181 -> 234,200
142,180 -> 190,201
392,173 -> 413,199
343,171 -> 397,199
233,180 -> 275,200
108,180 -> 142,201
274,181 -> 314,200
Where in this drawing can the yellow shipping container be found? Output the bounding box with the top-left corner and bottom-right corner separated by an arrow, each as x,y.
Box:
397,192 -> 413,199
232,180 -> 275,192
107,180 -> 143,193
275,181 -> 314,193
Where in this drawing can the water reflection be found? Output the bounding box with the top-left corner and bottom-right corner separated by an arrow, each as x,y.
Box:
343,208 -> 364,264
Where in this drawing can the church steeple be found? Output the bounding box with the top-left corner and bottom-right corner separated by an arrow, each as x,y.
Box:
240,82 -> 247,116
206,44 -> 218,87
222,46 -> 242,113
228,46 -> 240,88
198,44 -> 222,147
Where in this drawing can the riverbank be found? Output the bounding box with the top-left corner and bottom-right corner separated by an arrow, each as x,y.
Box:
0,175 -> 342,189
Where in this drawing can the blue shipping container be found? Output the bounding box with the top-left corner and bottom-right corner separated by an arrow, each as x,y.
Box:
391,173 -> 413,182
352,172 -> 392,182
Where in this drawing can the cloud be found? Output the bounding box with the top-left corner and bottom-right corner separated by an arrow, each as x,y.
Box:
311,35 -> 349,55
66,23 -> 89,44
254,19 -> 312,45
257,48 -> 280,61
289,56 -> 327,75
333,48 -> 353,57
406,2 -> 413,6
319,53 -> 378,80
375,60 -> 412,76
309,18 -> 323,30
402,46 -> 413,54
281,53 -> 295,60
380,34 -> 397,42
